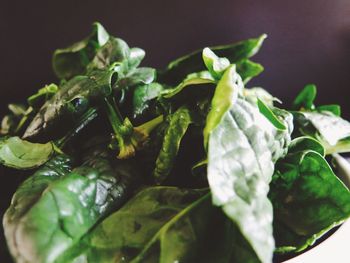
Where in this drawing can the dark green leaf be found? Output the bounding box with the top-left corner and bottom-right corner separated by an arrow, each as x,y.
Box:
132,83 -> 164,118
153,107 -> 193,184
160,34 -> 267,85
270,146 -> 350,253
23,70 -> 115,140
4,155 -> 141,263
53,22 -> 110,80
128,47 -> 146,69
55,187 -> 244,263
0,136 -> 55,169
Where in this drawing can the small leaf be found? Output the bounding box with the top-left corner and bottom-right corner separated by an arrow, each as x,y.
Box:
236,59 -> 264,84
0,137 -> 55,169
53,22 -> 109,79
292,84 -> 317,110
153,107 -> 193,184
257,99 -> 286,130
132,83 -> 164,118
317,104 -> 341,116
128,47 -> 146,69
203,65 -> 243,148
27,84 -> 59,108
202,47 -> 230,79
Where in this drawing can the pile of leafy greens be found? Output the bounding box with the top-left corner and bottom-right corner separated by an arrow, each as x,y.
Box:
1,23 -> 350,263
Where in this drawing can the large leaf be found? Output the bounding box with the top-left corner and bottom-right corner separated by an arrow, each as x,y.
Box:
3,155 -> 141,263
160,34 -> 266,84
53,22 -> 110,80
207,98 -> 292,263
54,187 -> 251,263
203,65 -> 243,148
269,137 -> 350,253
153,107 -> 193,184
0,137 -> 55,169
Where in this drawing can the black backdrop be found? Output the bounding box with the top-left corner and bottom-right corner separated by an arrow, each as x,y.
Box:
1,0 -> 350,261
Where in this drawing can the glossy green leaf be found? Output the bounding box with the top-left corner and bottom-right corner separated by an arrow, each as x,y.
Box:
23,70 -> 115,140
258,99 -> 286,130
292,84 -> 316,110
128,47 -> 146,68
270,144 -> 350,253
236,59 -> 264,84
0,136 -> 55,169
203,65 -> 243,148
53,22 -> 110,79
207,98 -> 293,263
161,34 -> 267,84
244,87 -> 281,107
153,107 -> 193,184
4,155 -> 141,263
87,37 -> 130,71
116,67 -> 156,90
132,83 -> 164,118
161,71 -> 214,99
54,187 -> 245,263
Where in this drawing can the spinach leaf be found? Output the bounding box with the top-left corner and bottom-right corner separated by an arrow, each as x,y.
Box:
294,111 -> 350,154
160,71 -> 215,99
0,136 -> 56,169
23,69 -> 114,140
4,154 -> 141,263
132,83 -> 164,118
207,98 -> 293,263
203,65 -> 243,148
55,187 -> 243,263
160,34 -> 266,84
53,22 -> 110,80
244,87 -> 280,107
202,47 -> 230,79
292,84 -> 316,110
257,99 -> 286,130
153,107 -> 193,184
269,138 -> 350,253
236,59 -> 264,84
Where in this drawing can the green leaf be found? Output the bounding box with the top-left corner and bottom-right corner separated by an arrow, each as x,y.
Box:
27,83 -> 59,108
0,137 -> 55,169
257,99 -> 286,130
4,155 -> 141,263
161,71 -> 214,99
292,84 -> 317,110
128,47 -> 146,69
153,107 -> 193,184
87,37 -> 130,72
161,34 -> 267,85
294,111 -> 350,154
53,22 -> 110,80
207,98 -> 293,263
288,136 -> 325,156
132,83 -> 164,118
23,70 -> 115,140
55,187 -> 243,263
270,145 -> 350,253
202,47 -> 230,79
203,65 -> 243,148
316,104 -> 341,116
236,59 -> 264,84
116,67 -> 156,90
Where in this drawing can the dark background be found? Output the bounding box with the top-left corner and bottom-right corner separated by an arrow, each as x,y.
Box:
1,0 -> 350,261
